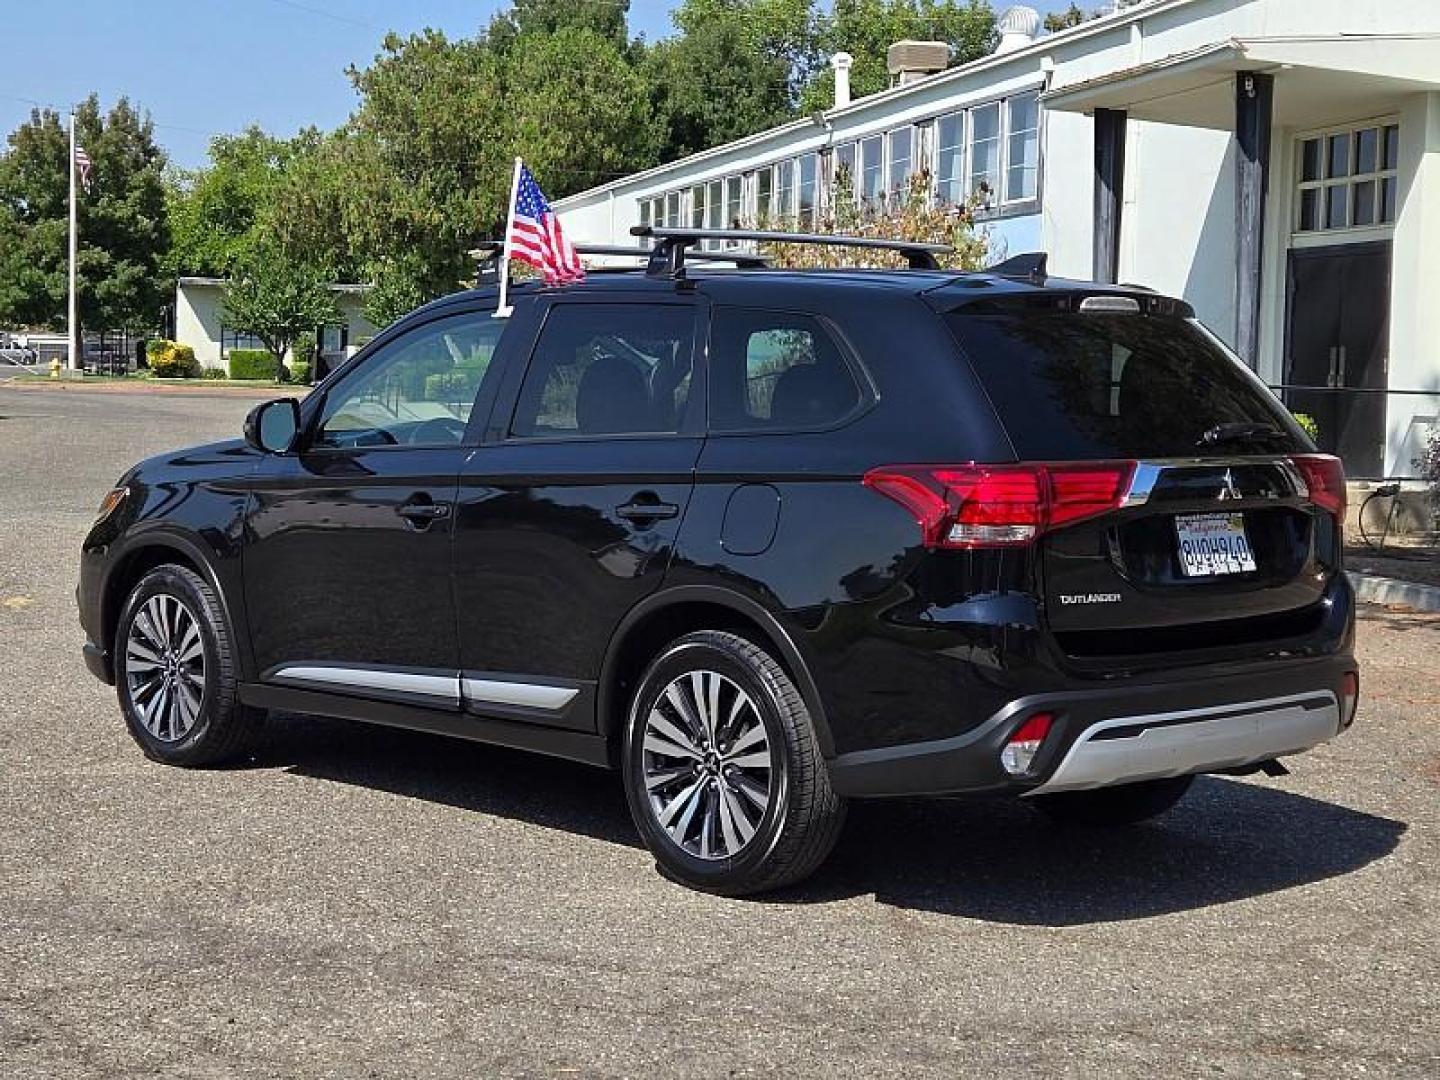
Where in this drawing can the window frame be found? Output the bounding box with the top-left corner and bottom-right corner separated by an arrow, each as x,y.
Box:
704,306 -> 878,437
1002,89 -> 1041,206
500,295 -> 708,446
302,303 -> 512,453
1293,117 -> 1401,240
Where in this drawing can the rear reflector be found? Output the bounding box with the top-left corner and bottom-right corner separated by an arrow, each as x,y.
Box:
1339,671 -> 1359,729
863,461 -> 1137,549
1290,454 -> 1346,520
1001,712 -> 1055,775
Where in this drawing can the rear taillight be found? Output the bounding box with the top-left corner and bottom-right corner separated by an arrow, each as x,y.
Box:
1291,454 -> 1346,519
1000,712 -> 1055,775
863,461 -> 1137,549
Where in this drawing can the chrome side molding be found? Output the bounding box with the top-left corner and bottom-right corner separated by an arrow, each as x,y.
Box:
266,663 -> 580,714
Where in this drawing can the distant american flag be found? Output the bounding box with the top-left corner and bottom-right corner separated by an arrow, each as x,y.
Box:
75,145 -> 93,190
507,164 -> 583,284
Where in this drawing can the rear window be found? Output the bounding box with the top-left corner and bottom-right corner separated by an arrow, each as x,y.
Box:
946,304 -> 1301,459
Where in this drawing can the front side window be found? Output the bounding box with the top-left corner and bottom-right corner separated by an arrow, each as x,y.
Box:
316,313 -> 504,449
1005,91 -> 1040,202
510,304 -> 695,438
709,308 -> 863,431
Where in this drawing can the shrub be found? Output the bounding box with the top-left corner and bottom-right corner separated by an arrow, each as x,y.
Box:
144,338 -> 168,368
149,341 -> 200,379
293,330 -> 317,365
229,348 -> 276,381
201,367 -> 228,380
288,361 -> 311,386
1292,412 -> 1320,442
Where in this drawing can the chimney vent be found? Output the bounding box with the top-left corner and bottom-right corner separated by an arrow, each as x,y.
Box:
995,6 -> 1041,54
831,51 -> 854,109
886,40 -> 950,87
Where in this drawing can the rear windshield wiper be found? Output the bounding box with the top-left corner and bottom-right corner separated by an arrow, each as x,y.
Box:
1195,421 -> 1284,449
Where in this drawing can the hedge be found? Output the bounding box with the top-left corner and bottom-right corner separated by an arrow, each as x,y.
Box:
229,349 -> 276,381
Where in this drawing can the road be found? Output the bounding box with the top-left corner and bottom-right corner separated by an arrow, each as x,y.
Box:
1,384 -> 1437,1078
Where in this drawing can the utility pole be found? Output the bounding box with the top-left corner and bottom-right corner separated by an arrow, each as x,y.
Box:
67,110 -> 79,371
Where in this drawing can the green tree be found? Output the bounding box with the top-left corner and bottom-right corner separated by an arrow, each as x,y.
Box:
487,0 -> 632,51
646,0 -> 812,160
1043,4 -> 1089,32
801,0 -> 997,113
0,95 -> 168,333
221,245 -> 340,379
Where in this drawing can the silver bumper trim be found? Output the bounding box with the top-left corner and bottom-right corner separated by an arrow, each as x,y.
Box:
1027,691 -> 1341,795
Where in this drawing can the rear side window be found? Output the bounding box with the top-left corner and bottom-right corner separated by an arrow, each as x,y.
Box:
946,304 -> 1301,459
709,309 -> 863,431
510,304 -> 695,438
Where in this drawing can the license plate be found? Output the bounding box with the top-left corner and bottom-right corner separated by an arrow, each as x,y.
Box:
1175,512 -> 1256,577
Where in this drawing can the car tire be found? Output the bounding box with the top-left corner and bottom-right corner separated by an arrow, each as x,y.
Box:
622,630 -> 846,896
114,563 -> 262,766
1032,775 -> 1195,826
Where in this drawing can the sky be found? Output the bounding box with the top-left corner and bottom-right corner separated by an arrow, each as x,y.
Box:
3,0 -> 1077,170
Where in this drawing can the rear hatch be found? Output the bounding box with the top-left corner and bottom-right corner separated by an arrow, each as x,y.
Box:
942,293 -> 1345,666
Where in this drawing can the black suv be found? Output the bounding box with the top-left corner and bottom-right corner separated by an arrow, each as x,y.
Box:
79,230 -> 1358,895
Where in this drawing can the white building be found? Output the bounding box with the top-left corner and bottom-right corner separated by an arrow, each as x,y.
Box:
174,277 -> 377,373
555,0 -> 1440,480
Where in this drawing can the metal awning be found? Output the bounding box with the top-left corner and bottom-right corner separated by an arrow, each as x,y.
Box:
1044,34 -> 1440,130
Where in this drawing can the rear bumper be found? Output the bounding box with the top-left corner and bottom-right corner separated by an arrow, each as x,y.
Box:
826,653 -> 1356,798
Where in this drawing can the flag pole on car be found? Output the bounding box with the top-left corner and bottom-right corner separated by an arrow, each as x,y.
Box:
495,156 -> 524,319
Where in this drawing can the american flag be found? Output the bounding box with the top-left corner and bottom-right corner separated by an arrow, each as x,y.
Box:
75,145 -> 93,191
507,164 -> 583,284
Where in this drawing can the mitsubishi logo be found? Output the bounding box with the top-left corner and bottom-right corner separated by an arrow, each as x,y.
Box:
1218,468 -> 1242,501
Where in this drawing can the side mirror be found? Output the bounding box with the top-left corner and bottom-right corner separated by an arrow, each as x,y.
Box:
243,397 -> 301,454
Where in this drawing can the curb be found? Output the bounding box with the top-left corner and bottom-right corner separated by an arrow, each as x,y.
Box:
1348,571 -> 1440,614
0,379 -> 308,396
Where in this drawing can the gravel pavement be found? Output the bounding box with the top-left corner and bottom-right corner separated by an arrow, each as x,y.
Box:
1,385 -> 1437,1079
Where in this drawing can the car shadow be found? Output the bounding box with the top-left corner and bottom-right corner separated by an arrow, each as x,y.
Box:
255,713 -> 1406,927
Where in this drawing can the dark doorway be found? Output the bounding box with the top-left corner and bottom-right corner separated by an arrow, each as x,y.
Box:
1285,242 -> 1390,478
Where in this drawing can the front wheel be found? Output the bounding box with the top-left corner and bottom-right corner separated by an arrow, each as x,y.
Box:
114,563 -> 262,766
1032,775 -> 1195,826
622,630 -> 846,896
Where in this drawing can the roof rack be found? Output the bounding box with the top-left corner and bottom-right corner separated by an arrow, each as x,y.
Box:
630,225 -> 952,276
575,243 -> 771,269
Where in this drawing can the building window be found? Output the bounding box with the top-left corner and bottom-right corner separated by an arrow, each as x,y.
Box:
1005,91 -> 1040,203
756,168 -> 773,221
776,159 -> 795,221
665,191 -> 681,227
860,134 -> 884,205
798,154 -> 818,227
725,175 -> 744,228
221,326 -> 265,354
690,184 -> 707,229
935,112 -> 965,205
887,127 -> 913,201
1297,122 -> 1399,234
639,200 -> 651,229
833,142 -> 857,204
969,101 -> 1001,208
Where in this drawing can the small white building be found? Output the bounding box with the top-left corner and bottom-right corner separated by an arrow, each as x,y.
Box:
174,277 -> 377,373
555,0 -> 1440,480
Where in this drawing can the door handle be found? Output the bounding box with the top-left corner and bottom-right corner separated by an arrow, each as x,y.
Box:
397,502 -> 451,524
616,498 -> 679,522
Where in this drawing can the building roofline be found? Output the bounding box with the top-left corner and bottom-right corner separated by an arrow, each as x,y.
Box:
177,276 -> 371,293
553,0 -> 1203,207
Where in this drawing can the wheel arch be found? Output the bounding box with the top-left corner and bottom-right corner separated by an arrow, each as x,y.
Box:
598,586 -> 834,762
101,531 -> 249,679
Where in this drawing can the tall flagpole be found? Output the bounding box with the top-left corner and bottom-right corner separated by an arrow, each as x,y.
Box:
494,156 -> 523,319
67,110 -> 79,371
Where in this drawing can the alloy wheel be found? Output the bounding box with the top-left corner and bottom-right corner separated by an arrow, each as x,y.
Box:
123,594 -> 206,743
641,669 -> 774,860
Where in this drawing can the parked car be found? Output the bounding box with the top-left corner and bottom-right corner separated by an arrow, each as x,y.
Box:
0,337 -> 38,364
77,231 -> 1358,895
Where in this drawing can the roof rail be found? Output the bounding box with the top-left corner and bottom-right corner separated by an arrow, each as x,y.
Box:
630,225 -> 951,276
988,251 -> 1048,282
575,243 -> 771,269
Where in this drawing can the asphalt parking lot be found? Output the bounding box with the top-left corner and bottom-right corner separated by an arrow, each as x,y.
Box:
1,384 -> 1437,1078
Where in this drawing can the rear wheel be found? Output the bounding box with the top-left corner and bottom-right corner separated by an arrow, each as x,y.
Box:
1032,775 -> 1195,826
622,630 -> 846,895
115,563 -> 262,766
